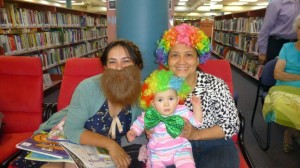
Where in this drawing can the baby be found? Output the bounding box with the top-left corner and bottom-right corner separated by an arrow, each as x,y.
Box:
126,69 -> 203,168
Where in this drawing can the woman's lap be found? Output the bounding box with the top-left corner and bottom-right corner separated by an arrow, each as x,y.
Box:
9,150 -> 46,168
263,85 -> 300,129
190,138 -> 239,168
9,144 -> 144,168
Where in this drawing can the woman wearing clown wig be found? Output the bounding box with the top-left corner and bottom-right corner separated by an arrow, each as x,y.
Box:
155,23 -> 240,168
126,69 -> 203,168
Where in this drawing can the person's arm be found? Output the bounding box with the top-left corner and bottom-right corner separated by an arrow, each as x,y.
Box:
274,44 -> 300,81
190,95 -> 203,123
63,77 -> 130,167
126,113 -> 145,142
183,120 -> 225,140
258,1 -> 280,63
80,130 -> 131,168
183,79 -> 239,140
274,59 -> 300,81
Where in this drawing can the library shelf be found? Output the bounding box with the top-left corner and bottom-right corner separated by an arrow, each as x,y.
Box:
0,0 -> 107,92
212,8 -> 266,81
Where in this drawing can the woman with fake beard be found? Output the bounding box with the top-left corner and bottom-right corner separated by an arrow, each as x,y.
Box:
9,40 -> 145,168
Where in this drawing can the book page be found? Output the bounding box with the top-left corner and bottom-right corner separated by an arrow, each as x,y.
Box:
25,152 -> 73,163
16,133 -> 69,159
59,141 -> 115,168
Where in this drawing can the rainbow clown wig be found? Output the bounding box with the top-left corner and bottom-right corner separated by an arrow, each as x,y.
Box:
140,69 -> 191,110
156,23 -> 211,65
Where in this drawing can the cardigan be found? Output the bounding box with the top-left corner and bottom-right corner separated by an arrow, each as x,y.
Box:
35,74 -> 146,146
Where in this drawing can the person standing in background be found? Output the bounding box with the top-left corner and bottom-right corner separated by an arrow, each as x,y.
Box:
258,0 -> 300,64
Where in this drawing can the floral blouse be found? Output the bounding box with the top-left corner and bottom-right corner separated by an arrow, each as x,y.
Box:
184,71 -> 239,139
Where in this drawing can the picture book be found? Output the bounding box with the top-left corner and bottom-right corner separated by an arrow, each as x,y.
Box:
59,141 -> 115,168
25,152 -> 73,163
16,132 -> 69,159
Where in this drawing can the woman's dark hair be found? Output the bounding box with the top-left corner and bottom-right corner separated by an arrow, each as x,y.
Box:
100,40 -> 144,69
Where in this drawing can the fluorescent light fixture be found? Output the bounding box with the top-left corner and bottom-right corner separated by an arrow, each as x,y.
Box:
203,12 -> 218,16
225,6 -> 244,11
228,2 -> 248,5
257,2 -> 269,6
211,0 -> 223,2
210,4 -> 223,10
178,2 -> 186,5
179,0 -> 189,1
239,0 -> 257,2
197,6 -> 210,11
72,2 -> 85,5
187,13 -> 201,16
58,0 -> 75,3
174,6 -> 189,11
210,2 -> 217,5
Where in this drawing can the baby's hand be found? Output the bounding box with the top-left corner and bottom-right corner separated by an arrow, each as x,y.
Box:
126,130 -> 136,142
191,95 -> 201,106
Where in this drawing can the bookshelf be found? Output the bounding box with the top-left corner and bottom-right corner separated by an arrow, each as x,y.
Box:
212,8 -> 266,80
0,0 -> 108,91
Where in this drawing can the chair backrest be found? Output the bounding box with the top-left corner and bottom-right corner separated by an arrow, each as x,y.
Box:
0,56 -> 43,133
260,58 -> 277,91
199,59 -> 234,95
199,59 -> 238,143
57,58 -> 103,111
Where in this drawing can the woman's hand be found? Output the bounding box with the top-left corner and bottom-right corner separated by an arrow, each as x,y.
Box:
181,118 -> 198,140
107,141 -> 131,168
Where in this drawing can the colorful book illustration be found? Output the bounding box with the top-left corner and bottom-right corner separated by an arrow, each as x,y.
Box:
16,132 -> 69,159
59,141 -> 115,168
25,152 -> 73,163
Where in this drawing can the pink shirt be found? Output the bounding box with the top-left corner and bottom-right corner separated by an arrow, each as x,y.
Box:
131,105 -> 201,152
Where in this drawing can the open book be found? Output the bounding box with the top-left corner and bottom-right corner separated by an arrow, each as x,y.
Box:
59,141 -> 115,168
16,132 -> 69,159
25,152 -> 73,163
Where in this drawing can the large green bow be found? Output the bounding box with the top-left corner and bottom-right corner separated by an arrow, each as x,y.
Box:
144,107 -> 185,138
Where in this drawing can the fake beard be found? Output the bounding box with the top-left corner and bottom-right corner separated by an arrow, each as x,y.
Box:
100,65 -> 141,106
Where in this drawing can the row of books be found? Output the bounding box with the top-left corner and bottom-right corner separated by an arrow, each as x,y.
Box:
16,132 -> 115,168
60,28 -> 107,43
213,44 -> 262,79
214,17 -> 263,34
0,4 -> 107,28
214,31 -> 259,54
0,30 -> 107,55
30,41 -> 106,69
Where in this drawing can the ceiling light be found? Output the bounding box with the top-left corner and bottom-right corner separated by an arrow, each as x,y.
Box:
178,2 -> 186,5
197,6 -> 210,11
257,2 -> 269,6
179,0 -> 189,1
58,0 -> 75,3
210,4 -> 223,10
228,2 -> 248,5
211,0 -> 223,2
239,0 -> 257,2
187,13 -> 201,16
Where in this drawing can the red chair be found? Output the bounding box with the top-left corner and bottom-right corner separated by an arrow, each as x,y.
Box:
44,57 -> 103,119
199,59 -> 253,168
0,56 -> 43,166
